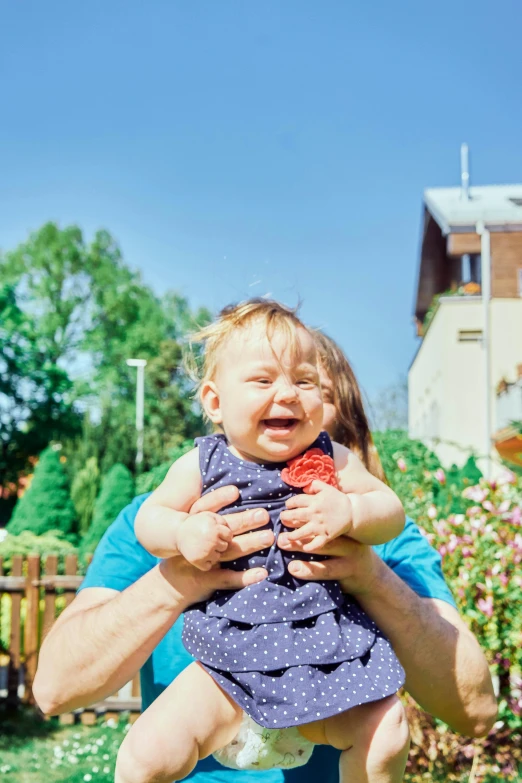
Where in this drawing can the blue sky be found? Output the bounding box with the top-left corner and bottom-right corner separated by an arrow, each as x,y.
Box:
1,0 -> 521,400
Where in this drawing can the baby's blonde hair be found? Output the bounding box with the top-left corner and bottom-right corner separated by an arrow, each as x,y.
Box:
188,298 -> 311,401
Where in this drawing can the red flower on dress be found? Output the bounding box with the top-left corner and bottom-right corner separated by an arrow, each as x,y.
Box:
281,448 -> 338,491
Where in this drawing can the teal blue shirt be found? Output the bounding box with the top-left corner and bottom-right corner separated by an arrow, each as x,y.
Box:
80,494 -> 455,783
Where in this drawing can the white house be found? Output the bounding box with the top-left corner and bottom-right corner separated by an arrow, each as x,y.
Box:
408,183 -> 522,471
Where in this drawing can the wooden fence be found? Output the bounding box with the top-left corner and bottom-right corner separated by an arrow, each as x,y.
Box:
0,553 -> 141,723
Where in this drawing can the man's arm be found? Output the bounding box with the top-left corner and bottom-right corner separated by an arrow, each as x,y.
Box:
282,535 -> 497,738
33,487 -> 273,715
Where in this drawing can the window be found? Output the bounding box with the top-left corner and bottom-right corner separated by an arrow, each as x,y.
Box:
458,329 -> 483,343
461,253 -> 481,284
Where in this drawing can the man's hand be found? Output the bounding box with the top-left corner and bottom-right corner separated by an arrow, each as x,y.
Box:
278,530 -> 381,596
160,485 -> 273,605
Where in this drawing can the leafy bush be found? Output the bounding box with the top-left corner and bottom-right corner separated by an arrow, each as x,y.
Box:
373,430 -> 441,518
71,456 -> 100,534
7,448 -> 76,537
79,464 -> 134,558
420,471 -> 522,729
135,439 -> 194,494
0,530 -> 78,574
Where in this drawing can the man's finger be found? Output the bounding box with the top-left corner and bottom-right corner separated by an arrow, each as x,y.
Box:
221,530 -> 275,561
285,495 -> 312,510
221,507 -> 270,535
288,556 -> 350,581
213,567 -> 268,590
278,533 -> 357,557
189,485 -> 240,515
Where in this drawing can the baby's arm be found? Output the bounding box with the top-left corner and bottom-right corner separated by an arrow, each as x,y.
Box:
135,448 -> 233,570
333,442 -> 405,545
280,443 -> 404,551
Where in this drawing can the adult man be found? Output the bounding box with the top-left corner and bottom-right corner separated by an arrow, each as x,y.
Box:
34,484 -> 496,783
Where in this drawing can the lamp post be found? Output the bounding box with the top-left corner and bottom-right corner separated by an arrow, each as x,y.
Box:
126,358 -> 147,468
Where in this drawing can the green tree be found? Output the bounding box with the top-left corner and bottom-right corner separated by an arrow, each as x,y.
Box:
0,280 -> 79,484
71,457 -> 100,534
1,222 -> 210,494
80,464 -> 134,557
7,447 -> 76,536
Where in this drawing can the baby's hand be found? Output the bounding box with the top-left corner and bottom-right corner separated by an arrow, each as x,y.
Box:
279,480 -> 352,552
176,512 -> 233,571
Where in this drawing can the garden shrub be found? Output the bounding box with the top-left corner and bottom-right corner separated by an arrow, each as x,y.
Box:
136,438 -> 194,494
7,447 -> 76,537
71,456 -> 100,534
0,530 -> 78,574
372,430 -> 441,518
79,463 -> 134,558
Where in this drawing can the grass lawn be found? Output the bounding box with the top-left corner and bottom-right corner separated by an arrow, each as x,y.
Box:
0,708 -> 518,782
0,708 -> 128,783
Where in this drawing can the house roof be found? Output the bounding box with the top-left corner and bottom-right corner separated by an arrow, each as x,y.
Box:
424,184 -> 522,234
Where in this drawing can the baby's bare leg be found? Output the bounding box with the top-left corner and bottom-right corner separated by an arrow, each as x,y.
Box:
115,662 -> 242,783
300,695 -> 410,783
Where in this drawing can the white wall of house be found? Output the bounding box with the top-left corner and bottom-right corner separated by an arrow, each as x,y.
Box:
408,297 -> 522,470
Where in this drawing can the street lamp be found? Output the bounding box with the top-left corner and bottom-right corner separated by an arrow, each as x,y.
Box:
126,358 -> 147,468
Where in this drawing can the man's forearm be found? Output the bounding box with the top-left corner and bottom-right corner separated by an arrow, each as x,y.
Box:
33,565 -> 185,715
355,559 -> 497,736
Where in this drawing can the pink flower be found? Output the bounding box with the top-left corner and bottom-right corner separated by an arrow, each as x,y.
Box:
513,533 -> 522,552
397,458 -> 407,473
497,469 -> 516,486
434,468 -> 446,485
477,596 -> 494,618
447,535 -> 460,553
463,486 -> 488,503
434,520 -> 450,537
510,506 -> 522,526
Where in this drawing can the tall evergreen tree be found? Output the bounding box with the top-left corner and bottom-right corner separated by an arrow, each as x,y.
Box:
71,457 -> 100,534
80,464 -> 134,557
7,448 -> 76,536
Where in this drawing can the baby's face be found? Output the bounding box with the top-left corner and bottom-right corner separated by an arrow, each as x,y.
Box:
209,320 -> 323,464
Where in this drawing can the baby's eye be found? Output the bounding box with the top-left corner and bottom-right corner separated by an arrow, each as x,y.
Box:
253,378 -> 272,385
297,378 -> 317,388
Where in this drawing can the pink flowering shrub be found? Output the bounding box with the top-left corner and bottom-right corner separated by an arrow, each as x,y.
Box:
419,471 -> 522,729
375,433 -> 521,780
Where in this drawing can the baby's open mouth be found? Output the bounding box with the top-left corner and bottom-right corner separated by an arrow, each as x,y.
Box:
262,418 -> 298,429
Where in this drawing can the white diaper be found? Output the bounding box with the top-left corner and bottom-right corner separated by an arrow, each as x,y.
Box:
213,712 -> 315,771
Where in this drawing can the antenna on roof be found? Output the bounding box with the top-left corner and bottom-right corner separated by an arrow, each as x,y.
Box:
460,143 -> 470,200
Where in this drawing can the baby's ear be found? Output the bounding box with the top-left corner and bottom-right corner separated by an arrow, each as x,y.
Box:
200,380 -> 223,424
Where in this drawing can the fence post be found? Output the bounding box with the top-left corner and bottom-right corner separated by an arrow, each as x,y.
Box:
42,555 -> 58,640
23,554 -> 41,705
8,555 -> 23,706
64,554 -> 78,607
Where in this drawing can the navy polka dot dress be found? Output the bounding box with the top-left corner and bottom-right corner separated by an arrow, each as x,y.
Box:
182,432 -> 405,729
